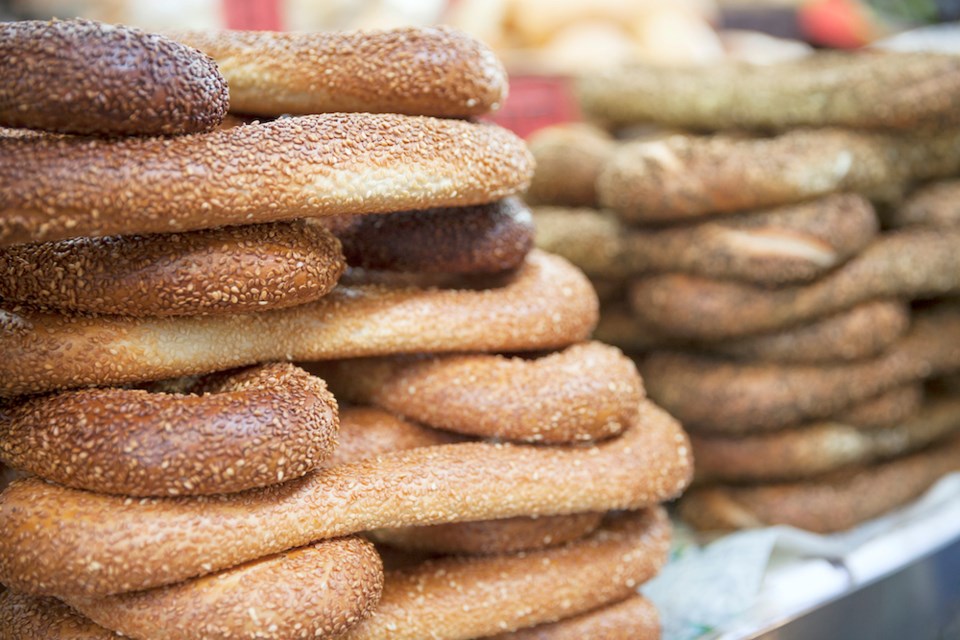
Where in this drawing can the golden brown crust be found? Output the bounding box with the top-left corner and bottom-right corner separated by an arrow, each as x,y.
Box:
0,221 -> 345,316
65,539 -> 383,640
0,400 -> 691,597
711,300 -> 910,364
578,52 -> 960,131
342,509 -> 670,640
597,129 -> 960,222
641,306 -> 960,433
0,19 -> 228,136
0,364 -> 337,496
891,180 -> 960,229
0,114 -> 533,247
167,27 -> 507,118
331,198 -> 534,274
692,396 -> 960,482
535,194 -> 878,286
0,591 -> 113,639
630,229 -> 960,340
681,433 -> 960,533
329,407 -> 464,466
314,342 -> 643,443
526,124 -> 616,207
371,513 -> 605,556
491,594 -> 660,640
0,251 -> 597,398
835,383 -> 924,429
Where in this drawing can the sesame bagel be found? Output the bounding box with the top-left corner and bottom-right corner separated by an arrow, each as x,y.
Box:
891,179 -> 960,229
0,400 -> 691,597
492,594 -> 660,640
0,19 -> 228,136
315,341 -> 643,443
0,591 -> 114,640
342,509 -> 669,640
331,198 -> 534,274
641,305 -> 960,433
0,114 -> 533,247
167,26 -> 507,118
64,539 -> 383,640
680,433 -> 960,533
0,251 -> 597,398
630,229 -> 960,340
0,363 -> 337,497
0,221 -> 345,317
534,194 -> 878,286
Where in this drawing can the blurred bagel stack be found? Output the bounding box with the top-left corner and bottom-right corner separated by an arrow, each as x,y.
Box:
0,18 -> 693,639
533,50 -> 960,534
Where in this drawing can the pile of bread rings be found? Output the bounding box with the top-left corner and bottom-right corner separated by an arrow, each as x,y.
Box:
0,18 -> 693,639
533,50 -> 960,534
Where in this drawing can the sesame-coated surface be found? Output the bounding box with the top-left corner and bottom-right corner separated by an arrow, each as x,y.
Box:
316,341 -> 643,443
535,194 -> 878,285
332,198 -> 534,274
692,396 -> 960,483
680,433 -> 960,533
68,539 -> 383,640
333,407 -> 599,556
491,594 -> 660,640
630,229 -> 960,340
0,221 -> 345,316
526,123 -> 615,208
0,363 -> 338,496
167,26 -> 507,118
579,52 -> 960,131
594,299 -> 910,363
598,129 -> 960,222
0,114 -> 533,246
342,509 -> 670,640
0,19 -> 228,136
0,400 -> 692,597
711,299 -> 910,364
890,179 -> 960,229
641,305 -> 960,433
0,251 -> 597,397
0,591 -> 113,639
371,512 -> 604,557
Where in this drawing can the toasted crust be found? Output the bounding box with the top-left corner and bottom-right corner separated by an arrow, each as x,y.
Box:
0,221 -> 345,316
0,19 -> 228,136
0,401 -> 691,597
167,27 -> 507,118
0,364 -> 337,496
891,179 -> 960,229
491,594 -> 660,640
0,114 -> 533,247
526,124 -> 616,207
316,342 -> 643,444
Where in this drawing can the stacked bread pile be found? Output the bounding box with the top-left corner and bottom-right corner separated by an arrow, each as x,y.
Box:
533,50 -> 960,534
0,18 -> 692,639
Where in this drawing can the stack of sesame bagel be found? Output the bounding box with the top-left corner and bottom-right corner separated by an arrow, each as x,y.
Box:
533,50 -> 960,534
0,19 -> 692,639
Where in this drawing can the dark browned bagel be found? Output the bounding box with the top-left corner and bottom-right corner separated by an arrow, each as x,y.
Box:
0,19 -> 228,136
0,221 -> 345,317
0,114 -> 533,247
0,363 -> 337,496
0,591 -> 113,639
330,198 -> 534,274
315,342 -> 643,443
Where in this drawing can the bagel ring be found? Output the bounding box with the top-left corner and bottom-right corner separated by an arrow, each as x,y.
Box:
0,363 -> 338,496
492,594 -> 660,640
0,221 -> 345,317
0,251 -> 597,398
0,400 -> 691,597
0,19 -> 228,136
0,114 -> 533,247
314,341 -> 643,443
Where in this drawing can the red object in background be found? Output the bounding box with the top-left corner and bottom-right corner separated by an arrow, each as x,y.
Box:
487,76 -> 580,139
799,0 -> 876,47
222,0 -> 282,30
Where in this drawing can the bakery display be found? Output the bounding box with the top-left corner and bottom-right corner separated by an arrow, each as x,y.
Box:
0,19 -> 692,638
